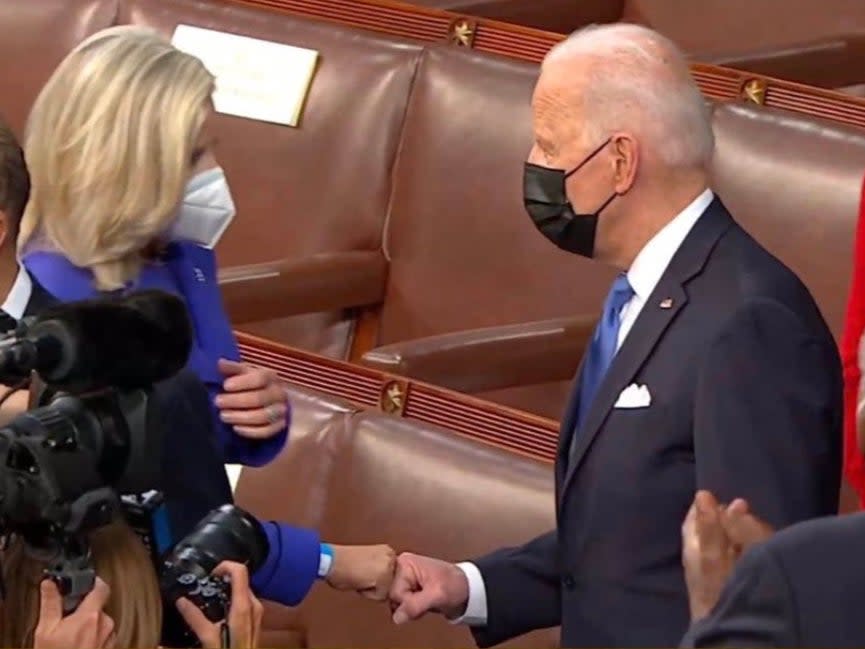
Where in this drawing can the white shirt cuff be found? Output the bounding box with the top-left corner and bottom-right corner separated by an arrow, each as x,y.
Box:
449,562 -> 488,626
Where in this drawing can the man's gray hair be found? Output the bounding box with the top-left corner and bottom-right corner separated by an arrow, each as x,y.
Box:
544,24 -> 714,169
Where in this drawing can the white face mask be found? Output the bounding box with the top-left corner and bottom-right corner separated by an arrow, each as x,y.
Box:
169,167 -> 236,248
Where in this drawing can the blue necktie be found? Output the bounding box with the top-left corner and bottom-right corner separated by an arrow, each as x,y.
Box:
576,273 -> 635,430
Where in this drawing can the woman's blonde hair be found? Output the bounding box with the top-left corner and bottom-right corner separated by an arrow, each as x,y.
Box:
19,25 -> 215,290
0,521 -> 162,647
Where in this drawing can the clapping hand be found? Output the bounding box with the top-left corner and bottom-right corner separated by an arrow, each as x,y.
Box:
681,490 -> 773,621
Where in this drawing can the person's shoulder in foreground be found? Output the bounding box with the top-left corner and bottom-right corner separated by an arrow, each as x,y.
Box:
683,511 -> 865,648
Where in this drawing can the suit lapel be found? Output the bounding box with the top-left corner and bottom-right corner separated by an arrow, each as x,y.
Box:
556,356 -> 587,492
558,199 -> 734,507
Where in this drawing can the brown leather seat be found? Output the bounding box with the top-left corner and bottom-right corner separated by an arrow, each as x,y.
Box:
6,0 -> 863,421
119,0 -> 422,359
711,103 -> 865,338
359,45 -> 865,419
236,385 -> 359,648
237,406 -> 559,648
403,0 -> 865,90
0,0 -> 118,133
403,0 -> 623,33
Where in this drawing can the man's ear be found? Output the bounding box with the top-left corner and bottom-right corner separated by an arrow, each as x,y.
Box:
611,133 -> 639,194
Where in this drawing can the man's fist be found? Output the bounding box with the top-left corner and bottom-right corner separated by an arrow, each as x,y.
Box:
388,553 -> 469,624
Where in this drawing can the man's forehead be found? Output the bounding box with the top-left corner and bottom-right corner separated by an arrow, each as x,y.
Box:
531,74 -> 581,144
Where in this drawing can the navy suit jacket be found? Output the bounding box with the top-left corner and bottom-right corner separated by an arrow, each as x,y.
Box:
681,512 -> 865,647
472,198 -> 842,647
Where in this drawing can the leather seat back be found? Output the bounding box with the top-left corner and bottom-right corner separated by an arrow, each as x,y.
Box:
710,103 -> 865,338
0,0 -> 118,133
121,0 -> 423,356
238,407 -> 559,648
380,43 -> 615,346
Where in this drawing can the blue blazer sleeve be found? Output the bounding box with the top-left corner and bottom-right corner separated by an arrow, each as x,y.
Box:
252,521 -> 321,606
166,243 -> 287,466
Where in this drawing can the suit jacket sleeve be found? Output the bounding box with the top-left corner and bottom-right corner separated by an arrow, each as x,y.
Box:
471,530 -> 561,647
694,298 -> 842,527
168,243 -> 288,467
680,544 -> 797,647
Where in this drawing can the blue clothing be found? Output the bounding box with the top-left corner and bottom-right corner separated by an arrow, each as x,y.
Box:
576,273 -> 634,430
24,242 -> 320,606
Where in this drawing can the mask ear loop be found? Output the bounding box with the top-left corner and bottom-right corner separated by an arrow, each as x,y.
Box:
594,191 -> 619,216
564,137 -> 613,179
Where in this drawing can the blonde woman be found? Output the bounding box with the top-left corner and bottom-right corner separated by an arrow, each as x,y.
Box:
18,26 -> 395,608
0,521 -> 261,648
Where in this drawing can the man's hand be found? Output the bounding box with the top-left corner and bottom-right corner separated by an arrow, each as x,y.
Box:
682,491 -> 776,622
722,498 -> 774,551
215,359 -> 288,440
326,544 -> 396,601
177,562 -> 263,649
389,553 -> 470,624
682,491 -> 737,622
34,578 -> 116,649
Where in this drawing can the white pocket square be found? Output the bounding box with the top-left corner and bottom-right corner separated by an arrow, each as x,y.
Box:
614,383 -> 652,409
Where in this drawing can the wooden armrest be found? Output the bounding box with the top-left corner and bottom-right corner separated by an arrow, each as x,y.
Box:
219,251 -> 388,323
362,314 -> 597,393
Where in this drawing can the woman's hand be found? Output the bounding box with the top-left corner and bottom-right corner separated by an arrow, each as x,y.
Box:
0,387 -> 29,426
34,578 -> 116,649
326,544 -> 397,601
176,562 -> 263,649
215,359 -> 288,440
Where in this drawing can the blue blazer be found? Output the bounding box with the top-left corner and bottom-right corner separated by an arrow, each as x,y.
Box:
24,242 -> 320,606
681,512 -> 865,647
471,199 -> 842,647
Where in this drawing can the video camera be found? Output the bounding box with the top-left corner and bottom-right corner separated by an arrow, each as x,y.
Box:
0,290 -> 191,611
0,290 -> 270,647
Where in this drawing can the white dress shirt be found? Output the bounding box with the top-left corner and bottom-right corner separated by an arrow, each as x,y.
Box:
453,188 -> 715,627
2,265 -> 32,321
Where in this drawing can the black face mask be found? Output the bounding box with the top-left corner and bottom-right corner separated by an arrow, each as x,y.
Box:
523,138 -> 617,258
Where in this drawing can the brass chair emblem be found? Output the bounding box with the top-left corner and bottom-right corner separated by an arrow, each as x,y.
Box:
741,78 -> 768,105
448,18 -> 476,48
380,380 -> 407,416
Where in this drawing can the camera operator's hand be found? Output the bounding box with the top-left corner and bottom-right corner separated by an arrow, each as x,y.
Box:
176,561 -> 263,649
34,578 -> 116,649
326,544 -> 397,601
215,359 -> 288,440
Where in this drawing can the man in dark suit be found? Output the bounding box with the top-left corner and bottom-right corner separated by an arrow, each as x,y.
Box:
387,23 -> 841,647
680,491 -> 864,647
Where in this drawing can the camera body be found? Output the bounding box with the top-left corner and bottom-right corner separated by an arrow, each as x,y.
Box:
146,504 -> 269,647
